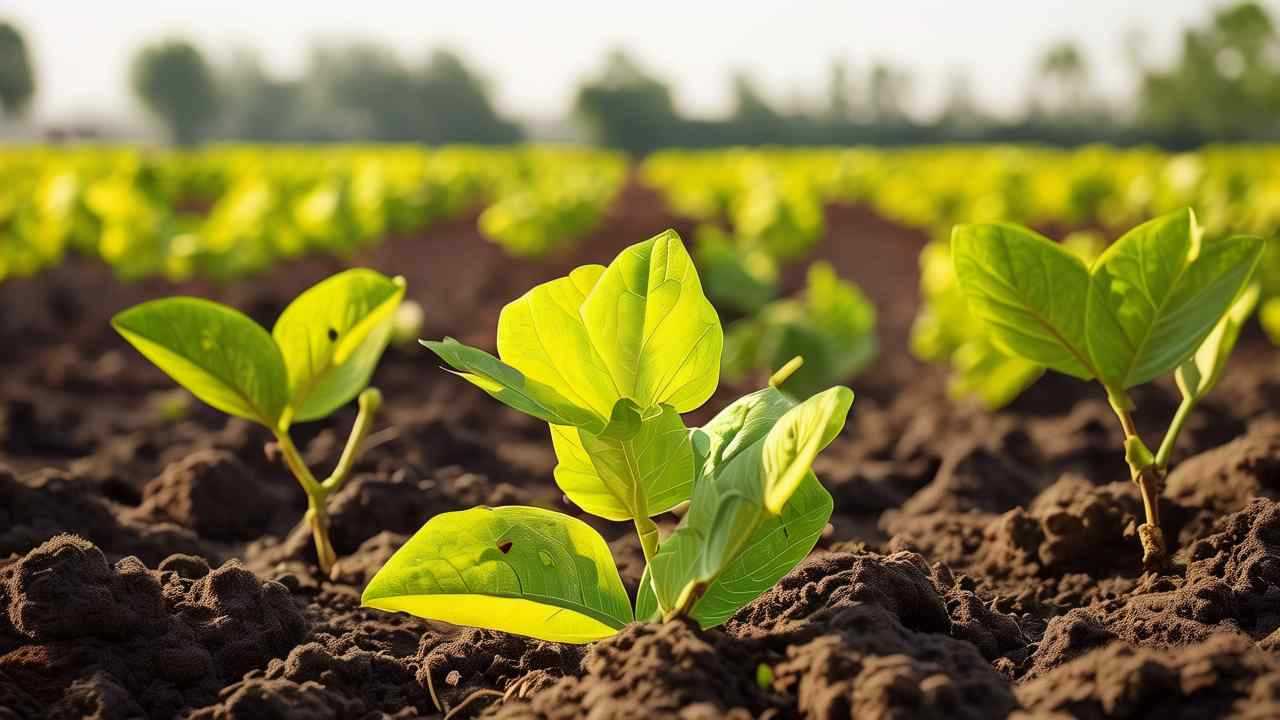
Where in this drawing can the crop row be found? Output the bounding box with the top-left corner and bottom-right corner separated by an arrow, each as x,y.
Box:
641,146 -> 1280,406
5,143 -> 1279,407
0,144 -> 627,282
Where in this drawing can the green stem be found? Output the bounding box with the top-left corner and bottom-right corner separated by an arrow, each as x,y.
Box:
306,495 -> 338,575
322,387 -> 383,493
274,388 -> 384,577
1106,390 -> 1166,569
1154,395 -> 1196,470
635,514 -> 660,568
274,429 -> 335,575
274,429 -> 323,499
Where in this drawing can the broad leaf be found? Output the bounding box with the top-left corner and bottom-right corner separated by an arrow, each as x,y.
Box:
952,223 -> 1096,380
113,297 -> 288,426
273,269 -> 405,424
649,386 -> 851,625
550,404 -> 694,521
1176,283 -> 1259,403
687,472 -> 833,628
579,230 -> 723,412
1087,209 -> 1264,390
422,338 -> 604,433
362,506 -> 632,644
497,265 -> 618,419
761,385 -> 853,514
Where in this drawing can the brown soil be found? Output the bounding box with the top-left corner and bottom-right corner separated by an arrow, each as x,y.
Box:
3,178 -> 1280,718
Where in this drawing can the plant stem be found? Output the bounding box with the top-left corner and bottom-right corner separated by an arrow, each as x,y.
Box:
274,388 -> 384,577
306,495 -> 338,575
322,388 -> 383,493
274,429 -> 335,575
274,429 -> 323,498
634,514 -> 660,568
1106,392 -> 1166,570
1154,395 -> 1196,470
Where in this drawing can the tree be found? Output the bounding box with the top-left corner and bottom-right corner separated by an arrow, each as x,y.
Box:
0,21 -> 35,118
574,50 -> 680,154
866,62 -> 912,122
416,50 -> 521,143
938,69 -> 985,132
1138,1 -> 1280,141
131,39 -> 220,145
1032,41 -> 1095,121
217,50 -> 303,141
825,59 -> 855,122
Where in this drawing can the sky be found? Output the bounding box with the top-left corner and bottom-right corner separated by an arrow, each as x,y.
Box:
1,0 -> 1267,124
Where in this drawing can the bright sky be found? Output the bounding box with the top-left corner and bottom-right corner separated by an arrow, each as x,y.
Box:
1,0 -> 1266,123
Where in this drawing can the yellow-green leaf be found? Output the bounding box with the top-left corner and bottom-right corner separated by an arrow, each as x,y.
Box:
362,506 -> 631,644
1176,283 -> 1259,403
951,223 -> 1096,380
1087,210 -> 1264,390
550,404 -> 694,521
422,338 -> 604,432
579,230 -> 723,412
648,385 -> 850,626
112,297 -> 288,427
273,269 -> 405,424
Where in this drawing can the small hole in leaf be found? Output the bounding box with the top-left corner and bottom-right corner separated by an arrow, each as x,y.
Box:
327,328 -> 339,342
497,541 -> 513,554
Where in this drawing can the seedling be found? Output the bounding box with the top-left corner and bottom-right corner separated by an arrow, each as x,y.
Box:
112,269 -> 406,574
363,230 -> 853,643
723,261 -> 877,399
952,208 -> 1263,567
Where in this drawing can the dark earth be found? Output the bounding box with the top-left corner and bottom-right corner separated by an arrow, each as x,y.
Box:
3,178 -> 1280,718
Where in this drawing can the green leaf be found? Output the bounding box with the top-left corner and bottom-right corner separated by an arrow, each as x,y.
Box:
687,472 -> 833,628
549,404 -> 694,521
635,565 -> 660,622
951,223 -> 1096,380
273,269 -> 405,424
422,338 -> 604,433
113,297 -> 288,427
649,386 -> 850,626
1176,283 -> 1259,402
579,230 -> 724,413
761,386 -> 854,514
1087,210 -> 1264,390
362,506 -> 632,644
497,265 -> 619,420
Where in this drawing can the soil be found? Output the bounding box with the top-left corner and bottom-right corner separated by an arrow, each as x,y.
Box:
3,177 -> 1280,718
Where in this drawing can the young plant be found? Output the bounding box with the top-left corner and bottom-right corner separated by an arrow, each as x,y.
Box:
363,230 -> 853,643
723,261 -> 877,399
112,269 -> 406,574
952,208 -> 1262,567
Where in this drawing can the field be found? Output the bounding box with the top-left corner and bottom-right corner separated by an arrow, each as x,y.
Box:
3,145 -> 1280,718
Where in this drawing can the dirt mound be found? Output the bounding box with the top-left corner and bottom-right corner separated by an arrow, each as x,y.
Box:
1,535 -> 305,717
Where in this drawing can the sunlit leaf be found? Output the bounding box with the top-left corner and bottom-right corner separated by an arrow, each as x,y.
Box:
113,297 -> 288,427
1176,283 -> 1260,402
273,269 -> 405,423
1087,210 -> 1264,390
421,338 -> 604,433
362,506 -> 631,644
497,265 -> 618,419
952,223 -> 1096,380
550,404 -> 694,521
579,230 -> 723,412
649,386 -> 851,626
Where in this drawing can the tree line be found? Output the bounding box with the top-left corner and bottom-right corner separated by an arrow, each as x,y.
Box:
1,1 -> 1278,150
